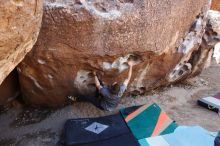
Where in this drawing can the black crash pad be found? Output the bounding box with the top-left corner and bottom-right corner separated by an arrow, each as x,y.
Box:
63,114 -> 139,146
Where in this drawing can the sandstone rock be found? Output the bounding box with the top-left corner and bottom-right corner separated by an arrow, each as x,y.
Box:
169,10 -> 220,80
0,70 -> 20,105
18,0 -> 210,107
0,0 -> 43,85
206,10 -> 220,42
205,10 -> 220,64
211,0 -> 220,11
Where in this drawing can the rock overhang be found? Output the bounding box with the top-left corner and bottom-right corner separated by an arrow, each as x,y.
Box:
16,0 -> 213,107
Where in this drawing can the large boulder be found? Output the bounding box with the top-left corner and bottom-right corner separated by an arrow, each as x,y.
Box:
0,0 -> 43,85
18,0 -> 210,107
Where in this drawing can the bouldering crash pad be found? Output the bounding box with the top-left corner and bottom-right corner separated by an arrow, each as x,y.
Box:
62,114 -> 139,146
139,126 -> 216,146
198,92 -> 220,113
120,103 -> 178,140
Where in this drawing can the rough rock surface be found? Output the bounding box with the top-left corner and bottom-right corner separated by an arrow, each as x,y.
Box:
211,0 -> 220,11
0,0 -> 43,85
208,10 -> 220,64
18,0 -> 210,107
205,10 -> 220,64
206,10 -> 220,42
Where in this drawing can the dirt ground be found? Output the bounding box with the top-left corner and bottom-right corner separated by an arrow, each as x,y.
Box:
0,61 -> 220,146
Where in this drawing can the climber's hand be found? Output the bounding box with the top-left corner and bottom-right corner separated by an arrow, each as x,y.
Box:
93,71 -> 97,76
128,60 -> 135,66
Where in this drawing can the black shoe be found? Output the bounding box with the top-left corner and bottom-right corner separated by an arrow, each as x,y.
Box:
215,132 -> 220,146
67,96 -> 77,102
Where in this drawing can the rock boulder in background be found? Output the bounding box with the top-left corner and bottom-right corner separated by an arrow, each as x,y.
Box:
207,10 -> 220,64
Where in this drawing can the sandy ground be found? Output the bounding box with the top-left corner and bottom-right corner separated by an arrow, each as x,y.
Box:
0,61 -> 220,146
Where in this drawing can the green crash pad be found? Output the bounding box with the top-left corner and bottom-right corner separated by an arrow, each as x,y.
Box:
120,103 -> 178,140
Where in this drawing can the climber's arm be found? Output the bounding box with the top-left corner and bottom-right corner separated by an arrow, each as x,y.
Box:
94,72 -> 103,90
123,61 -> 134,87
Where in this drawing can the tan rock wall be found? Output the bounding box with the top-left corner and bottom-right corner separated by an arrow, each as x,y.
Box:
0,0 -> 43,85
